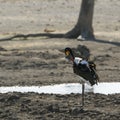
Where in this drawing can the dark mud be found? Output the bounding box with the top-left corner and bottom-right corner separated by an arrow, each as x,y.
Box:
0,93 -> 120,120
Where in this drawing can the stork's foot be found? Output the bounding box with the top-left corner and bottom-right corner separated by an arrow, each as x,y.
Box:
69,106 -> 85,115
80,107 -> 84,113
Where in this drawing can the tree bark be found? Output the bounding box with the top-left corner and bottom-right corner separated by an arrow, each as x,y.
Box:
65,0 -> 95,40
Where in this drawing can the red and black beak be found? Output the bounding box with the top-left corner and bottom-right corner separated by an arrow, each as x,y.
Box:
65,47 -> 74,62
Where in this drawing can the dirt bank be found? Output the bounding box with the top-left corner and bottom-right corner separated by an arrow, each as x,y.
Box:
0,0 -> 120,119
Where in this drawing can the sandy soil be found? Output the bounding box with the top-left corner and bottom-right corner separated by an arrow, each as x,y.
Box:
0,0 -> 120,120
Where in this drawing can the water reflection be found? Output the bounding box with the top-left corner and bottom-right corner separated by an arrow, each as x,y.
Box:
0,82 -> 120,95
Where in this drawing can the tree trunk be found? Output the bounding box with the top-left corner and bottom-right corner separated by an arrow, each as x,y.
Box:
65,0 -> 95,40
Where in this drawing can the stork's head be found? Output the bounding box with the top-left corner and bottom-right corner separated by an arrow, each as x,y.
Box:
65,47 -> 74,62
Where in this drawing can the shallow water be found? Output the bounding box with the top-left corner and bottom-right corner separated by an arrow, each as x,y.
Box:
0,82 -> 120,95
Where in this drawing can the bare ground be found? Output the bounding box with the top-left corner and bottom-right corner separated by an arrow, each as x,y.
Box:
0,0 -> 120,120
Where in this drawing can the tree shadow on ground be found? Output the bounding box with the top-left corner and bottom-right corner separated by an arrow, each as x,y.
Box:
88,38 -> 120,47
0,33 -> 64,41
0,33 -> 119,47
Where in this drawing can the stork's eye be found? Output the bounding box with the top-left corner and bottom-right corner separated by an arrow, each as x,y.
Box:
65,51 -> 70,56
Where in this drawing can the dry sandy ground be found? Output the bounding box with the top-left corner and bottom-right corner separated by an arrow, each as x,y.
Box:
0,0 -> 120,120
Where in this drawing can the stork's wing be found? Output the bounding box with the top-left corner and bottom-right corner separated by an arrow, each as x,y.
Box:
73,63 -> 99,86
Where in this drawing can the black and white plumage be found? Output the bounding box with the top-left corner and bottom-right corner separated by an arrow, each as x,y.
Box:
65,47 -> 99,109
65,47 -> 99,86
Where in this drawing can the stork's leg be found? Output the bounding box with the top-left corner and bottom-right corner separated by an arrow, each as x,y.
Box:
81,83 -> 85,109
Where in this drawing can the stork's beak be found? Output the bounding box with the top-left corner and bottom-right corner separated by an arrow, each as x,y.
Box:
65,51 -> 70,60
65,53 -> 74,63
65,50 -> 70,56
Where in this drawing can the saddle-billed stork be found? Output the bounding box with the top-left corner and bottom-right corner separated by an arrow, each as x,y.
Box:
65,47 -> 99,110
